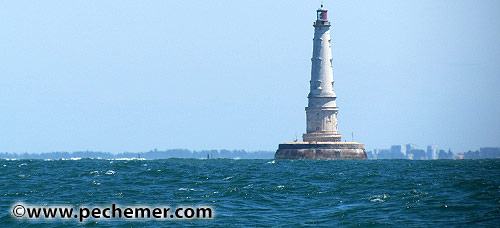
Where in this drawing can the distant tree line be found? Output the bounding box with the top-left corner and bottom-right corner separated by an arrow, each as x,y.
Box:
0,149 -> 275,160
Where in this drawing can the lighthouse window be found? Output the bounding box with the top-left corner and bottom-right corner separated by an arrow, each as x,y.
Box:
317,11 -> 327,20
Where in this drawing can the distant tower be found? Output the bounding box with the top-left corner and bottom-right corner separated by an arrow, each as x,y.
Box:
274,5 -> 366,160
303,6 -> 342,143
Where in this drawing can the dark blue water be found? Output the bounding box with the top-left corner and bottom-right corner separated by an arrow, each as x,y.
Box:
1,159 -> 499,227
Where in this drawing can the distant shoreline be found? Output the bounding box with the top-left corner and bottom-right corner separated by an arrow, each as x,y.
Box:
1,147 -> 498,160
0,149 -> 275,160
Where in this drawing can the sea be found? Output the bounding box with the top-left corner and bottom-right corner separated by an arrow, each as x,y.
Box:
0,158 -> 499,227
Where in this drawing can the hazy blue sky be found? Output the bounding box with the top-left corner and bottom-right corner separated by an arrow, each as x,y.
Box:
1,0 -> 499,153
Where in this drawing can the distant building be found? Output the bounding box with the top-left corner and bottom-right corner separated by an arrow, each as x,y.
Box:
405,144 -> 417,159
405,144 -> 416,158
462,147 -> 500,159
427,145 -> 438,160
366,151 -> 375,159
372,145 -> 405,159
391,145 -> 402,155
375,149 -> 391,159
408,149 -> 426,160
368,146 -> 498,160
438,149 -> 454,159
480,147 -> 500,159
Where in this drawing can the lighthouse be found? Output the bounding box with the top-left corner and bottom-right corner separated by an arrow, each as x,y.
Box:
303,6 -> 342,143
275,5 -> 367,160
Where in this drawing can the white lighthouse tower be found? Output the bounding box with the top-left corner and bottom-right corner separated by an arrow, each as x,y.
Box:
303,6 -> 342,143
275,5 -> 366,160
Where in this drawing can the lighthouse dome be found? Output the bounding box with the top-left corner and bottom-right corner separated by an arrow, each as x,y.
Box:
317,4 -> 327,11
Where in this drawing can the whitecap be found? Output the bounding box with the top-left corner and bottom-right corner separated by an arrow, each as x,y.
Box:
111,158 -> 146,161
105,170 -> 116,175
369,194 -> 389,202
266,160 -> 276,164
243,184 -> 254,189
114,158 -> 133,161
223,176 -> 234,181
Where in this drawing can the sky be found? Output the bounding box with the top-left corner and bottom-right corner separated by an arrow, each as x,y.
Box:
0,0 -> 499,153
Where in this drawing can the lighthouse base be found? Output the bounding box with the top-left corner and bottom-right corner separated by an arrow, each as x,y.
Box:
275,142 -> 367,160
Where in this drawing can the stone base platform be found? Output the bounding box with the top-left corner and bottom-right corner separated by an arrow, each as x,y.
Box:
275,142 -> 367,160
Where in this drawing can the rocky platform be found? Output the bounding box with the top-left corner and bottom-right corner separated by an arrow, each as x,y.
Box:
275,142 -> 367,160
